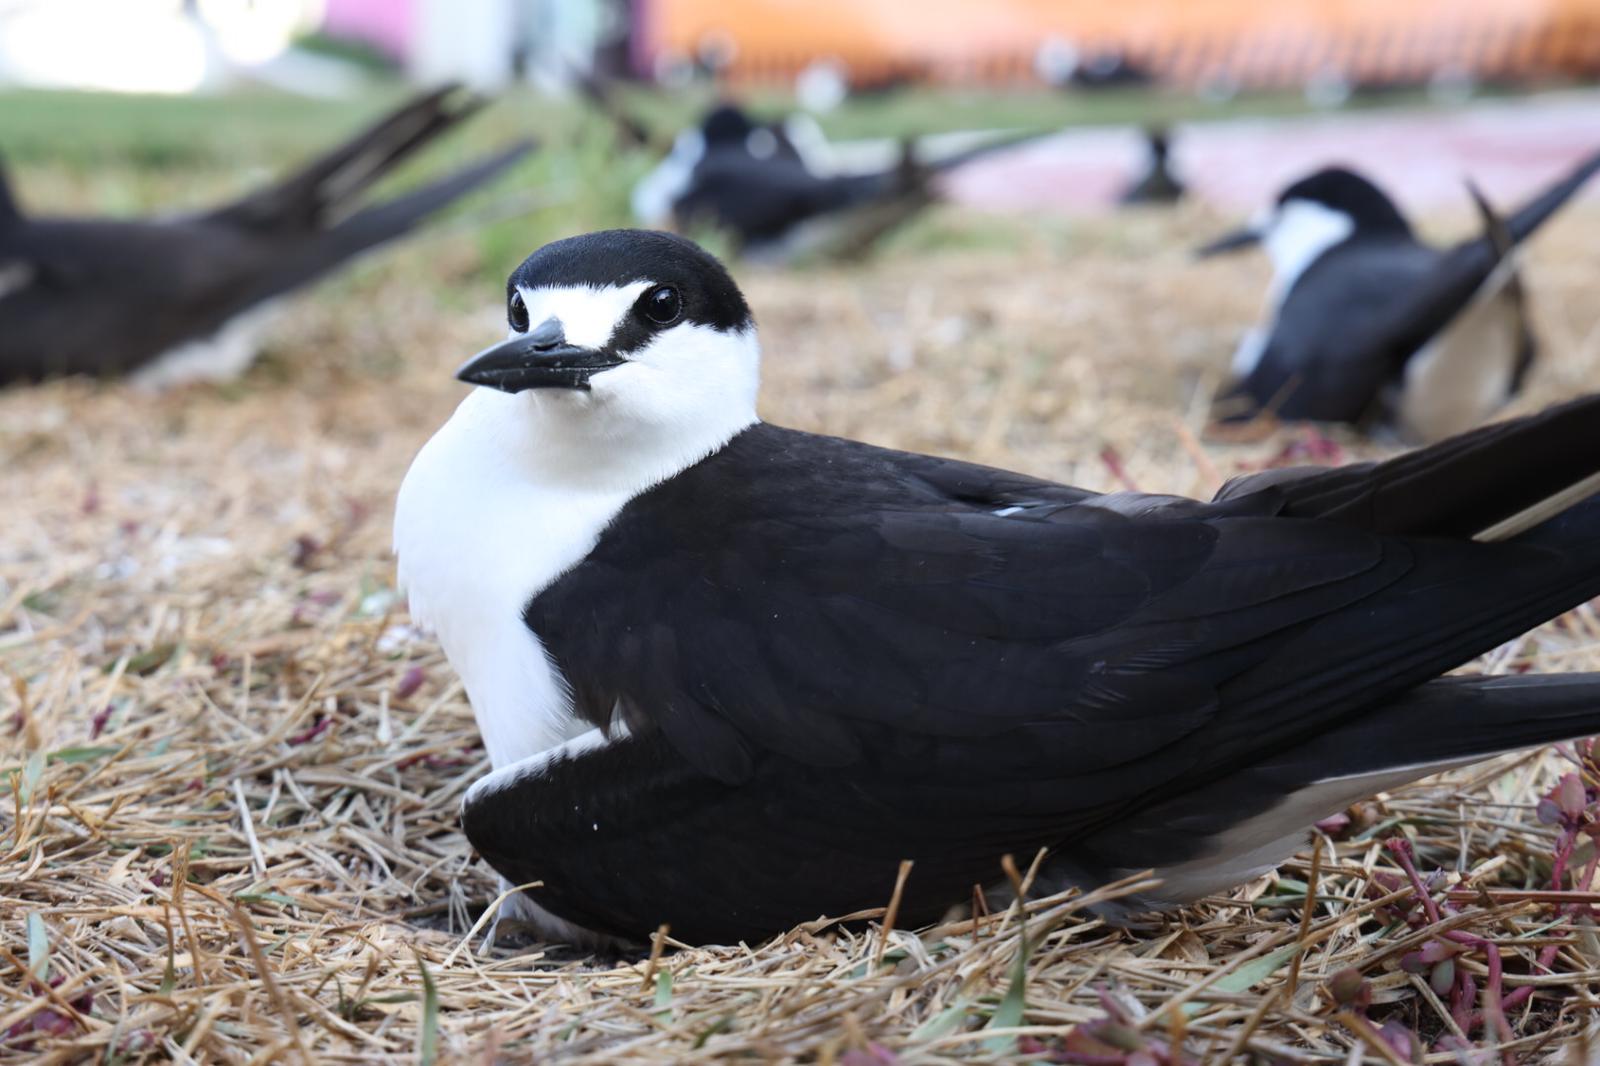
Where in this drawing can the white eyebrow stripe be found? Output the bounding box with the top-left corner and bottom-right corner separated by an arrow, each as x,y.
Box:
515,283 -> 652,349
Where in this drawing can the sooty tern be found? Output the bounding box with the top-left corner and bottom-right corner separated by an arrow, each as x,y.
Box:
0,84 -> 532,387
396,229 -> 1600,946
1200,151 -> 1600,442
631,103 -> 1043,261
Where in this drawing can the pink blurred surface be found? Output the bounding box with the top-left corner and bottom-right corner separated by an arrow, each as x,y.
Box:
321,0 -> 413,59
942,91 -> 1600,217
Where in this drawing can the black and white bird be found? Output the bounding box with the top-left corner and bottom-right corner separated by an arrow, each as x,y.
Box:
0,84 -> 532,386
631,104 -> 1041,261
1199,151 -> 1600,441
396,229 -> 1600,946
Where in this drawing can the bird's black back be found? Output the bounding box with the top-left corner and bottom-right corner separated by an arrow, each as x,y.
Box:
461,403 -> 1600,941
1221,236 -> 1442,423
674,150 -> 899,245
0,88 -> 530,383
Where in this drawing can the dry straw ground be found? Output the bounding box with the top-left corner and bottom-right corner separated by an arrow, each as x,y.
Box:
5,183 -> 1600,1063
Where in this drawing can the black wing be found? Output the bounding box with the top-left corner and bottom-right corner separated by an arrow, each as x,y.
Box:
0,217 -> 271,380
0,154 -> 20,227
1231,149 -> 1600,425
0,142 -> 529,382
531,419 -> 1600,793
473,406 -> 1600,942
202,83 -> 485,231
1220,237 -> 1441,423
675,152 -> 903,244
1344,148 -> 1600,388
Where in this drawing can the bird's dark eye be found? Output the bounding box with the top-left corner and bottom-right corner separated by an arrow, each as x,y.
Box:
508,291 -> 530,332
639,285 -> 682,326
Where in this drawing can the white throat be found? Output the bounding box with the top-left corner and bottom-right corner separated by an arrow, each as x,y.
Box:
1262,199 -> 1355,299
630,128 -> 705,226
1230,199 -> 1358,380
394,319 -> 760,768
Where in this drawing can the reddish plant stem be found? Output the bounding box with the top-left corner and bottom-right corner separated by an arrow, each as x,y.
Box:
1550,825 -> 1577,892
1386,838 -> 1443,924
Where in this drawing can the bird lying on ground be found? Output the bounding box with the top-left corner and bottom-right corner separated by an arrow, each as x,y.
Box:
631,102 -> 1047,261
396,228 -> 1600,946
0,84 -> 533,386
1199,150 -> 1600,442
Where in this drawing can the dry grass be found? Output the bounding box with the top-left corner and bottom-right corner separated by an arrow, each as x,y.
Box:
5,199 -> 1600,1064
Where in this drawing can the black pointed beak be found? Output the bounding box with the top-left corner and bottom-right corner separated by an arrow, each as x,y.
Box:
1195,226 -> 1261,258
455,334 -> 626,393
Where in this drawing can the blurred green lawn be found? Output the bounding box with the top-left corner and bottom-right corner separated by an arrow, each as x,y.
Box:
0,80 -> 1436,292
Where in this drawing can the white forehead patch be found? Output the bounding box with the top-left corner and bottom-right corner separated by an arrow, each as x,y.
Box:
513,282 -> 652,348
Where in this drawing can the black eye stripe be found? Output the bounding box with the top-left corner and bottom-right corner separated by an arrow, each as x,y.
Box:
507,230 -> 752,334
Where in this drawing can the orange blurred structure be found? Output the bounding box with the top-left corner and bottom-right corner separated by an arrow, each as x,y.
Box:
635,0 -> 1600,88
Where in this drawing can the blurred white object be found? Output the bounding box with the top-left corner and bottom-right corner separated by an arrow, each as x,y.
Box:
0,0 -> 331,93
197,0 -> 322,66
796,58 -> 848,113
1429,64 -> 1478,106
632,128 -> 706,226
411,0 -> 516,89
1034,36 -> 1080,87
0,0 -> 211,93
781,113 -> 834,174
1304,66 -> 1353,109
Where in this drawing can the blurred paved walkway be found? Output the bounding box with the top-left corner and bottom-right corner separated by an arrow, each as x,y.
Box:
943,89 -> 1600,217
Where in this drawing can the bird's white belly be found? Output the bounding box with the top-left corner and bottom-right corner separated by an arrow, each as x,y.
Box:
130,301 -> 281,390
1398,291 -> 1521,443
394,390 -> 632,768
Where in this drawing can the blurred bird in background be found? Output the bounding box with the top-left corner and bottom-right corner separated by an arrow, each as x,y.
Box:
1201,150 -> 1600,442
0,84 -> 533,386
626,98 -> 1052,261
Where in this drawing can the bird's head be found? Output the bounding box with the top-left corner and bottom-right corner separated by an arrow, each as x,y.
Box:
701,104 -> 758,148
454,230 -> 760,478
1197,165 -> 1411,269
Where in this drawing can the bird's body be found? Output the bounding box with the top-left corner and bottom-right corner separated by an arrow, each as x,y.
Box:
631,104 -> 1042,260
1204,153 -> 1600,441
397,230 -> 1600,946
0,85 -> 531,385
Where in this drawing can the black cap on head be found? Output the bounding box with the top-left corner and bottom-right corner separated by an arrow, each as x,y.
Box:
701,105 -> 757,147
509,229 -> 752,334
1278,167 -> 1411,235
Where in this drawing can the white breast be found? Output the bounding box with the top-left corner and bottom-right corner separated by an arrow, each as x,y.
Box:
1229,202 -> 1355,379
630,128 -> 705,226
130,300 -> 281,390
1396,264 -> 1524,443
395,315 -> 761,771
394,388 -> 633,768
1262,200 -> 1355,301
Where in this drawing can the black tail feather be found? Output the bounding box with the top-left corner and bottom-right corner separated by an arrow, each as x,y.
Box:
1504,146 -> 1600,246
1323,673 -> 1600,775
207,84 -> 485,231
1466,179 -> 1538,392
924,127 -> 1055,175
1220,394 -> 1600,540
240,140 -> 536,307
1338,149 -> 1600,380
570,67 -> 660,151
1076,673 -> 1600,892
